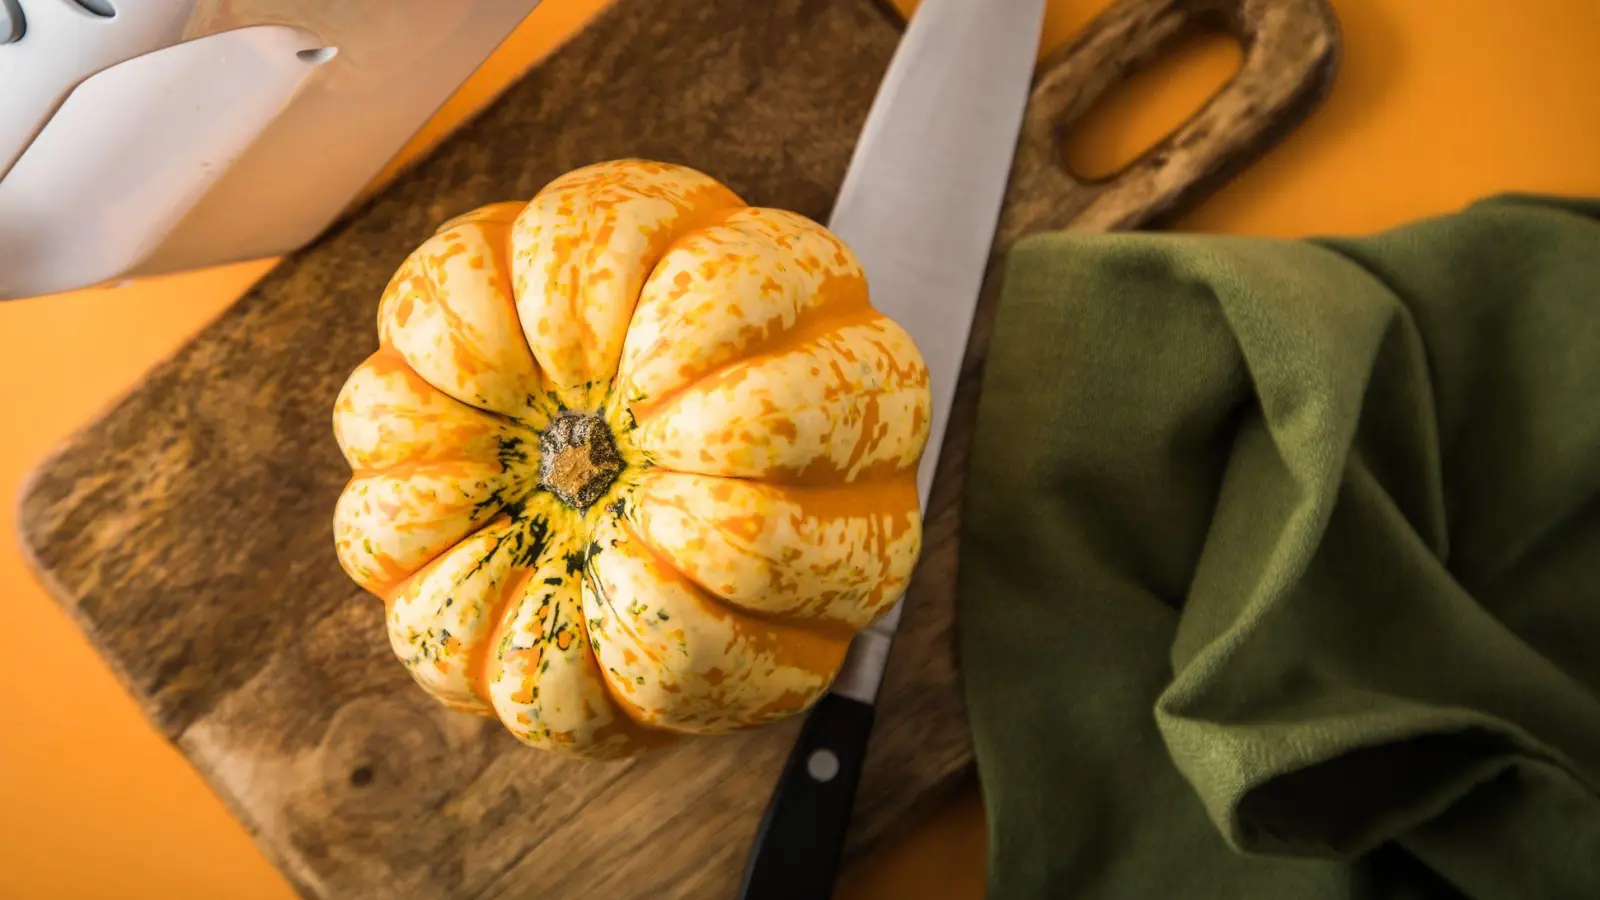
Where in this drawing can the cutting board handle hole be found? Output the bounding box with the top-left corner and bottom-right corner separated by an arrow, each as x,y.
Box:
1059,25 -> 1242,183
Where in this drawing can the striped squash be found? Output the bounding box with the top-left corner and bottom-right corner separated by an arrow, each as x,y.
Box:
332,159 -> 930,758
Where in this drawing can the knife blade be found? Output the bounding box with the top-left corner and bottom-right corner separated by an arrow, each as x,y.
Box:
737,1 -> 1046,896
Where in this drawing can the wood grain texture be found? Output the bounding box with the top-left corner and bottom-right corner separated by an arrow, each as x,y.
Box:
16,0 -> 1337,896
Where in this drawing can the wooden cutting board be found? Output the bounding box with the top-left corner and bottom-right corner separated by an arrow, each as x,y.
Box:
17,0 -> 1338,896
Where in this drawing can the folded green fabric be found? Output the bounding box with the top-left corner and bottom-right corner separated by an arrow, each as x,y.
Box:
958,195 -> 1600,899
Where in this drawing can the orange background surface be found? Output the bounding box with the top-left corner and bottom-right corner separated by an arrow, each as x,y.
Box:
2,0 -> 1597,897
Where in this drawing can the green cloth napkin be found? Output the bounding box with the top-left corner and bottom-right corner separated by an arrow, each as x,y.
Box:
958,194 -> 1600,899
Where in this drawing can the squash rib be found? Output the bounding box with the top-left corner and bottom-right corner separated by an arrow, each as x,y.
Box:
616,512 -> 857,644
623,302 -> 883,428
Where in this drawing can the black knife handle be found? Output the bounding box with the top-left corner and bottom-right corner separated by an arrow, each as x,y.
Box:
738,692 -> 876,900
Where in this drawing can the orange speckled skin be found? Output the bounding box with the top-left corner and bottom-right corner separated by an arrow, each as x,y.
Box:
332,159 -> 931,758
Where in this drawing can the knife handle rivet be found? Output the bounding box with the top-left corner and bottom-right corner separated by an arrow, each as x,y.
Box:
805,748 -> 841,783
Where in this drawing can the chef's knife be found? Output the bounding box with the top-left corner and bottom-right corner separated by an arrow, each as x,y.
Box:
737,1 -> 1046,896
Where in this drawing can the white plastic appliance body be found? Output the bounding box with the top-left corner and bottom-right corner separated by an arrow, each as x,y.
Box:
0,0 -> 542,299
